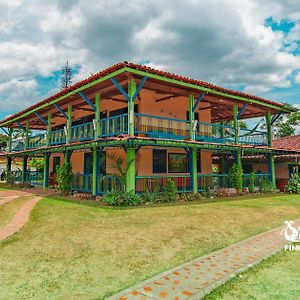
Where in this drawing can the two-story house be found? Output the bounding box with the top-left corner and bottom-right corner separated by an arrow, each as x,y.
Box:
0,61 -> 299,195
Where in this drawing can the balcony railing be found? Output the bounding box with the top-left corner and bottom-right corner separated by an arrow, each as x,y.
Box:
10,113 -> 269,151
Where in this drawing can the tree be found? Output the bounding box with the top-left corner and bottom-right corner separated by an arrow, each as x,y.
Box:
273,111 -> 300,138
0,134 -> 8,151
61,60 -> 72,90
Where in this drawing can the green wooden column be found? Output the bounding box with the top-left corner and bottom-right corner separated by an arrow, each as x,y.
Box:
265,111 -> 276,186
24,121 -> 29,150
128,80 -> 136,136
43,153 -> 50,189
233,104 -> 239,144
220,154 -> 226,187
8,128 -> 13,152
236,148 -> 242,166
191,148 -> 197,193
47,112 -> 52,146
92,146 -> 99,196
66,105 -> 72,144
6,156 -> 12,182
21,156 -> 28,182
95,93 -> 101,139
189,95 -> 195,140
126,147 -> 136,193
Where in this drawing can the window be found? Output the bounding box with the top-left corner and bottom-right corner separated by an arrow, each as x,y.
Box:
153,149 -> 167,173
168,153 -> 188,173
53,156 -> 61,173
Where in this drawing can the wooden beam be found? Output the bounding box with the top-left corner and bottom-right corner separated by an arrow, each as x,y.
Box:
155,94 -> 177,102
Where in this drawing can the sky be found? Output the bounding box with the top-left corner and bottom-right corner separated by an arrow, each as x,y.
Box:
0,0 -> 300,124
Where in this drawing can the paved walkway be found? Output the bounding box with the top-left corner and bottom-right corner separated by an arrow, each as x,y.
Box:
111,221 -> 299,300
0,190 -> 42,241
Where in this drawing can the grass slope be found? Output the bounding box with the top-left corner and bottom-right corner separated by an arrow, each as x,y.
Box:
0,194 -> 299,299
204,250 -> 300,300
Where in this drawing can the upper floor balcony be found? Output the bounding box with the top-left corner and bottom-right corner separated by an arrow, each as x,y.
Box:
9,112 -> 268,152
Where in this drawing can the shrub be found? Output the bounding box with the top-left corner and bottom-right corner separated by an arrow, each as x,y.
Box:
161,179 -> 178,202
56,162 -> 73,195
200,187 -> 215,199
103,190 -> 120,206
142,188 -> 162,203
285,173 -> 300,194
229,163 -> 243,192
249,172 -> 255,193
179,192 -> 204,202
259,179 -> 276,193
103,190 -> 141,206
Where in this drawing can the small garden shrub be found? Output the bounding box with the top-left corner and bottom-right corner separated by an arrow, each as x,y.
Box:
142,188 -> 162,203
249,172 -> 255,193
56,162 -> 73,195
259,179 -> 276,193
103,190 -> 141,206
285,173 -> 300,194
161,179 -> 178,202
200,187 -> 215,199
229,163 -> 243,192
179,193 -> 204,202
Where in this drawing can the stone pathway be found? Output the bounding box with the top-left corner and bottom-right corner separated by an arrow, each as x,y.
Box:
0,190 -> 42,241
111,221 -> 299,300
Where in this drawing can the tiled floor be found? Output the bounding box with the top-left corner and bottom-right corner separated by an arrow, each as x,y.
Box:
111,221 -> 298,299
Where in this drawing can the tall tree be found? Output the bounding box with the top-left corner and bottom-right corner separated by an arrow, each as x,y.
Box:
61,60 -> 72,90
0,134 -> 8,151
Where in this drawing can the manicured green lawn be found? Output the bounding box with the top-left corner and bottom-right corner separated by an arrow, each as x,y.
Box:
0,194 -> 299,299
204,250 -> 300,300
0,196 -> 32,228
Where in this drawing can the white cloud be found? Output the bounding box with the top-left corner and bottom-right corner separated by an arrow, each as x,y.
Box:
0,0 -> 299,116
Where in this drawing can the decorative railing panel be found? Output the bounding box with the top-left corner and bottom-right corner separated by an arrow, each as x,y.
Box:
100,114 -> 128,137
135,175 -> 191,193
49,129 -> 66,145
70,122 -> 94,142
28,133 -> 47,149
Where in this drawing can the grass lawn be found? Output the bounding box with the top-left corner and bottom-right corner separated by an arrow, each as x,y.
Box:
0,194 -> 299,299
204,250 -> 300,300
0,196 -> 32,228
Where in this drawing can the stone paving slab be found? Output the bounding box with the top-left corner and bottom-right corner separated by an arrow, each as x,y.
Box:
0,196 -> 42,241
110,220 -> 299,300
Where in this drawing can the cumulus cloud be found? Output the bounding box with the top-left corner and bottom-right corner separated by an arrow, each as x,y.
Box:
0,0 -> 300,116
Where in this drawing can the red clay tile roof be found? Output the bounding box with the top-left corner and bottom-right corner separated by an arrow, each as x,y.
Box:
0,61 -> 292,126
273,134 -> 300,151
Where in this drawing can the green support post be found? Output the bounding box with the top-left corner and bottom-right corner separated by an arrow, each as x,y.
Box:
265,111 -> 275,186
189,95 -> 195,140
25,121 -> 29,150
233,104 -> 239,144
128,80 -> 137,136
66,105 -> 72,144
220,154 -> 226,187
95,93 -> 101,139
265,111 -> 272,147
236,148 -> 242,166
92,146 -> 98,196
8,128 -> 13,152
126,147 -> 136,193
191,147 -> 197,193
43,153 -> 50,189
6,156 -> 12,182
22,156 -> 28,182
47,112 -> 52,146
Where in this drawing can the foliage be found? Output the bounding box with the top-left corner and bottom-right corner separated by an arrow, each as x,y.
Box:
0,134 -> 8,151
61,60 -> 72,90
142,187 -> 162,203
229,163 -> 243,192
161,179 -> 178,202
56,162 -> 73,195
103,190 -> 141,206
105,153 -> 135,192
259,179 -> 276,193
29,157 -> 44,171
179,192 -> 204,201
260,104 -> 300,138
249,172 -> 256,193
285,172 -> 300,194
200,187 -> 215,199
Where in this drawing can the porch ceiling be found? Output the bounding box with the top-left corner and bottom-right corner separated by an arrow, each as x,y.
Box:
0,61 -> 294,130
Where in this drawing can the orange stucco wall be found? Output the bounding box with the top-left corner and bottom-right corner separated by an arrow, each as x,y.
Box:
49,88 -> 213,176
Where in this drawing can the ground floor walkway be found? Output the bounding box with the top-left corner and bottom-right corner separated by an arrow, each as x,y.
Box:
0,190 -> 42,241
111,220 -> 298,299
